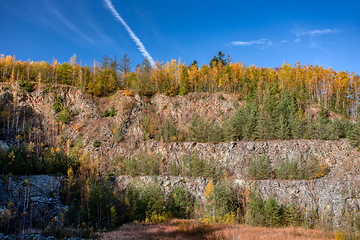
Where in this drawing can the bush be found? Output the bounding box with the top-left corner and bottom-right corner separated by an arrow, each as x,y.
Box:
160,118 -> 178,142
123,151 -> 161,176
212,181 -> 235,220
168,187 -> 194,219
247,155 -> 271,179
177,152 -> 224,181
110,106 -> 116,117
58,108 -> 70,124
298,154 -> 329,179
93,140 -> 100,148
247,154 -> 328,180
102,109 -> 109,117
285,200 -> 300,226
188,113 -> 224,143
304,206 -> 319,229
113,128 -> 124,143
275,156 -> 298,180
53,95 -> 62,113
125,178 -> 166,222
24,82 -> 33,92
264,196 -> 280,227
246,192 -> 265,226
142,113 -> 161,140
124,89 -> 134,96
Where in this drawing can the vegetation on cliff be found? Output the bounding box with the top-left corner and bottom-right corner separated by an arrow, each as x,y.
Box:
0,52 -> 360,238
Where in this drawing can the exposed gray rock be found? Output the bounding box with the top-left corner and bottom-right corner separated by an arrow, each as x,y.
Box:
124,138 -> 359,179
0,175 -> 63,230
0,140 -> 9,150
115,175 -> 208,201
115,169 -> 360,228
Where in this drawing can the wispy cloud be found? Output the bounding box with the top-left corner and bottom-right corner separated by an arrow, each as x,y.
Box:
229,39 -> 270,46
296,28 -> 342,37
47,5 -> 96,46
103,0 -> 155,67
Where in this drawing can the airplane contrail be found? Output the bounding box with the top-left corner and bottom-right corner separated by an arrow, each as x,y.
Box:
103,0 -> 155,67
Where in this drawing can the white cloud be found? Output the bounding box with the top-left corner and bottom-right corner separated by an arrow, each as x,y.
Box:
229,39 -> 270,46
296,28 -> 341,37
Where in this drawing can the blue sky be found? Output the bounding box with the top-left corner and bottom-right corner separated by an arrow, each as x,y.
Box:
1,0 -> 359,73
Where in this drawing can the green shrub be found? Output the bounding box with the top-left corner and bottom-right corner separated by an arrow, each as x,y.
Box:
53,96 -> 62,113
167,187 -> 194,219
264,196 -> 280,227
160,118 -> 178,142
179,152 -> 224,181
285,200 -> 300,226
298,154 -> 328,179
114,128 -> 124,143
246,192 -> 265,226
275,156 -> 299,180
93,140 -> 100,148
58,108 -> 70,124
103,109 -> 109,117
125,178 -> 166,222
212,181 -> 235,220
123,151 -> 161,176
24,82 -> 33,92
247,154 -> 327,180
109,106 -> 116,117
188,113 -> 224,143
247,155 -> 271,179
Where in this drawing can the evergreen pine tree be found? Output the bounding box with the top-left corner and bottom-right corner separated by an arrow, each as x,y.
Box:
224,108 -> 245,141
255,109 -> 267,140
294,107 -> 305,139
315,107 -> 330,140
264,196 -> 280,227
244,101 -> 258,140
246,192 -> 265,226
304,108 -> 314,139
209,122 -> 223,144
277,113 -> 290,140
262,91 -> 277,139
276,89 -> 297,139
349,120 -> 360,149
285,200 -> 300,226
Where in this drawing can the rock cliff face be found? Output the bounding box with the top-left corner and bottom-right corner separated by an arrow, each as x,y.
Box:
114,138 -> 360,228
0,175 -> 63,228
1,86 -> 360,229
129,138 -> 359,178
115,171 -> 360,227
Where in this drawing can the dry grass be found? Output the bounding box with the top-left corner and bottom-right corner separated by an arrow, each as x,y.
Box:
212,225 -> 335,240
100,220 -> 335,240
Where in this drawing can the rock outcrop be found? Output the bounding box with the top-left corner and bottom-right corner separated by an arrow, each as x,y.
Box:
0,175 -> 63,229
1,86 -> 360,229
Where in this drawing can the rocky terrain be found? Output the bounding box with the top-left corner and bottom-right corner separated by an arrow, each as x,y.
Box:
1,85 -> 360,231
0,175 -> 64,237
